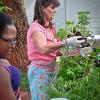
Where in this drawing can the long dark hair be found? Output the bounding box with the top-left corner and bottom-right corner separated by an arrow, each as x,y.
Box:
34,0 -> 60,27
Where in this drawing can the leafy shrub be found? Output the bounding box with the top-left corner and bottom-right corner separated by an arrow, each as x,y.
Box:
48,48 -> 100,100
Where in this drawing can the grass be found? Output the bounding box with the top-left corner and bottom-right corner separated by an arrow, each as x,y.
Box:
20,70 -> 30,92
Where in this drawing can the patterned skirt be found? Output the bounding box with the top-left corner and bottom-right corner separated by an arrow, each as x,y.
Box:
28,63 -> 56,100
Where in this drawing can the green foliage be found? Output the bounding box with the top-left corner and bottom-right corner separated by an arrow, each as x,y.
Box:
48,48 -> 100,100
49,11 -> 99,99
57,20 -> 75,40
78,11 -> 90,26
57,56 -> 94,80
0,1 -> 7,13
57,28 -> 68,40
57,11 -> 92,40
21,71 -> 30,92
76,11 -> 92,36
66,68 -> 100,100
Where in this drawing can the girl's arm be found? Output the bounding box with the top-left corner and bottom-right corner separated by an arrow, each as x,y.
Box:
32,31 -> 64,54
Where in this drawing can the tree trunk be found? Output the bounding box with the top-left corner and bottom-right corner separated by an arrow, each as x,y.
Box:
3,0 -> 29,69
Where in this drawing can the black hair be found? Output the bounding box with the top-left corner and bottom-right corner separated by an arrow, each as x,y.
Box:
0,13 -> 13,37
34,0 -> 60,27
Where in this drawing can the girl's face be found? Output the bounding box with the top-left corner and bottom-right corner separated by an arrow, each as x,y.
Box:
43,4 -> 56,21
0,25 -> 17,58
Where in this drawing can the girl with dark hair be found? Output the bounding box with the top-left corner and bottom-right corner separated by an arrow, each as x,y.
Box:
27,0 -> 85,99
0,13 -> 21,100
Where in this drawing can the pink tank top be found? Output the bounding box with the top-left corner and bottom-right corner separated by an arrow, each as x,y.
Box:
27,20 -> 57,63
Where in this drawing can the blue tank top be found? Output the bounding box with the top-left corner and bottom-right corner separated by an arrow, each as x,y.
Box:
4,66 -> 21,99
